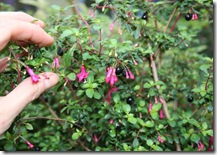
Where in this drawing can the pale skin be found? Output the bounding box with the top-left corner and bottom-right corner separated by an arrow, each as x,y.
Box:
0,12 -> 59,135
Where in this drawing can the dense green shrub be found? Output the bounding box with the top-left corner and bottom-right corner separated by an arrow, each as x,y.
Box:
0,0 -> 213,151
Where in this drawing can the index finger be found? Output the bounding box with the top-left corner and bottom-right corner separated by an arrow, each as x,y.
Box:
0,12 -> 45,28
0,20 -> 54,50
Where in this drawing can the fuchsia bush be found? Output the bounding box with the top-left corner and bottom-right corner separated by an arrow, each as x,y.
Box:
0,0 -> 214,151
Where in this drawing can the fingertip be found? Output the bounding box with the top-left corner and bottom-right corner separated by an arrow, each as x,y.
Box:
33,20 -> 45,28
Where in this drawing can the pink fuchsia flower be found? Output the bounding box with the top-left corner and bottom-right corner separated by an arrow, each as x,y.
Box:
88,9 -> 95,18
159,109 -> 164,119
139,113 -> 142,118
26,67 -> 40,83
133,59 -> 138,65
54,57 -> 60,68
128,70 -> 134,79
77,65 -> 89,82
93,134 -> 99,143
110,22 -> 114,31
105,87 -> 118,106
159,97 -> 164,104
110,119 -> 114,124
110,68 -> 118,87
148,102 -> 153,113
158,135 -> 164,143
192,13 -> 198,20
105,67 -> 113,83
125,70 -> 129,79
154,96 -> 158,104
198,141 -> 204,151
26,141 -> 34,149
118,29 -> 122,35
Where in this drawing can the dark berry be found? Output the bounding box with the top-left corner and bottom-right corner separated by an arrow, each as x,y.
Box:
33,147 -> 40,151
122,70 -> 126,77
185,13 -> 192,21
126,96 -> 134,104
116,66 -> 123,75
57,47 -> 63,56
141,12 -> 148,21
187,96 -> 194,102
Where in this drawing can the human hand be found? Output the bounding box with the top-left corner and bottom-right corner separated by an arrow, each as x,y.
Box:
0,12 -> 59,135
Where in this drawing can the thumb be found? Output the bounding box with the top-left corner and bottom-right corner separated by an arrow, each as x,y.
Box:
1,72 -> 59,122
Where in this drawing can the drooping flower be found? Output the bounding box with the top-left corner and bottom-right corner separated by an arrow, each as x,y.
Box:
54,57 -> 60,68
159,109 -> 164,119
198,141 -> 204,151
105,87 -> 118,106
192,13 -> 198,20
93,134 -> 99,143
26,141 -> 34,149
133,59 -> 138,65
106,67 -> 113,83
139,113 -> 142,118
26,67 -> 40,83
158,135 -> 164,143
118,29 -> 122,35
88,9 -> 95,18
128,70 -> 134,79
125,70 -> 129,79
110,22 -> 114,31
148,102 -> 153,113
154,96 -> 158,104
209,136 -> 213,146
159,97 -> 164,104
110,119 -> 114,124
77,65 -> 89,82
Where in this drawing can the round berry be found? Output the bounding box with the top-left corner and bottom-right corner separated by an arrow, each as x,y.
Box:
187,96 -> 194,102
122,70 -> 126,77
116,66 -> 123,75
33,147 -> 40,151
141,12 -> 148,21
57,47 -> 63,56
126,96 -> 134,104
185,13 -> 192,21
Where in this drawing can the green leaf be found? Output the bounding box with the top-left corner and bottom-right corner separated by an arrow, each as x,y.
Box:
168,120 -> 176,127
146,139 -> 153,146
132,138 -> 139,148
143,83 -> 151,88
123,104 -> 131,114
64,45 -> 76,66
67,73 -> 76,81
151,145 -> 163,151
25,123 -> 33,130
199,64 -> 210,74
183,133 -> 190,139
134,85 -> 140,90
72,133 -> 80,140
60,29 -> 73,39
152,103 -> 162,111
206,130 -> 213,136
113,94 -> 120,104
188,119 -> 200,127
145,120 -> 154,127
128,116 -> 137,124
86,88 -> 94,98
93,91 -> 101,99
137,118 -> 145,126
110,39 -> 117,47
82,52 -> 92,60
92,83 -> 98,88
190,134 -> 200,143
150,111 -> 158,120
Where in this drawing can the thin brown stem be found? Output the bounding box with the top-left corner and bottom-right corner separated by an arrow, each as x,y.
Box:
164,7 -> 177,33
170,12 -> 181,33
72,0 -> 95,52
